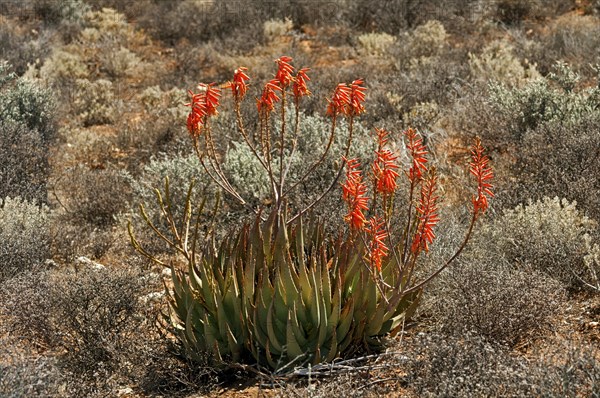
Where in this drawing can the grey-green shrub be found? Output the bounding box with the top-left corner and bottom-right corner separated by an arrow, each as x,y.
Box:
0,197 -> 50,282
481,63 -> 600,217
0,63 -> 55,141
74,78 -> 118,126
482,197 -> 597,289
489,62 -> 599,137
0,62 -> 55,203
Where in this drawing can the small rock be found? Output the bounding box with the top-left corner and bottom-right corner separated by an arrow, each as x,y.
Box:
118,387 -> 133,397
141,291 -> 164,304
75,256 -> 106,270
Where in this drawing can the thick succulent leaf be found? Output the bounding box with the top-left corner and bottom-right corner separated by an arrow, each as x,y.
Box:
267,300 -> 284,355
289,302 -> 308,348
324,327 -> 338,363
286,310 -> 305,363
337,299 -> 356,352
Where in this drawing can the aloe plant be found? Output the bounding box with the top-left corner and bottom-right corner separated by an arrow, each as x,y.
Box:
129,56 -> 493,371
131,185 -> 421,371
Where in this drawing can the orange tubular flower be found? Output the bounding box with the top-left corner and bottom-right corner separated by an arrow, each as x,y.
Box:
226,67 -> 250,100
342,157 -> 369,231
292,68 -> 311,100
365,217 -> 389,271
275,56 -> 295,88
411,169 -> 440,254
405,128 -> 428,183
469,137 -> 494,214
348,79 -> 367,116
256,79 -> 282,113
327,83 -> 351,117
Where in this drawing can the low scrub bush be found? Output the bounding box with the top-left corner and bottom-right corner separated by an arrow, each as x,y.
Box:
475,63 -> 600,217
527,13 -> 600,74
0,62 -> 55,203
1,266 -> 149,393
482,197 -> 598,290
405,333 -> 599,397
469,39 -> 540,87
57,165 -> 131,228
0,197 -> 50,282
73,78 -> 118,126
427,258 -> 564,346
0,342 -> 63,398
514,114 -> 600,221
489,62 -> 599,137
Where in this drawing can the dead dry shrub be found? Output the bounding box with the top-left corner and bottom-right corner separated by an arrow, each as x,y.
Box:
1,266 -> 151,393
404,332 -> 599,398
426,258 -> 565,346
0,340 -> 64,398
56,165 -> 131,228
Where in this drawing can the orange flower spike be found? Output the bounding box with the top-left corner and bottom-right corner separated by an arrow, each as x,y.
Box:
226,67 -> 250,100
292,68 -> 311,99
275,56 -> 295,88
365,217 -> 389,271
185,89 -> 207,137
342,157 -> 363,200
374,149 -> 400,195
197,83 -> 221,116
411,170 -> 440,254
349,79 -> 367,116
257,79 -> 282,113
375,128 -> 390,150
341,157 -> 369,230
327,83 -> 351,116
372,128 -> 399,194
405,128 -> 428,183
469,137 -> 494,214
